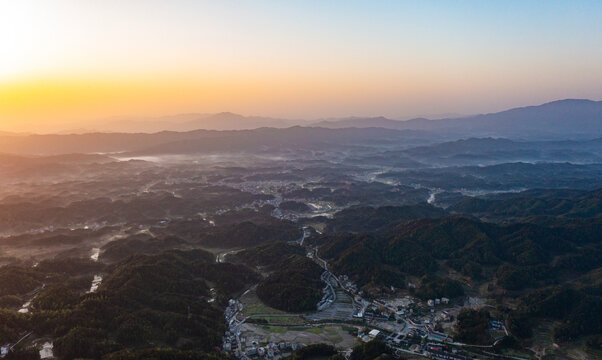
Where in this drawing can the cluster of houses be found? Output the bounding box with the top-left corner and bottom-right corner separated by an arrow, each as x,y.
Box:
242,342 -> 305,359
352,293 -> 453,325
222,298 -> 307,359
424,343 -> 470,360
223,299 -> 243,356
427,298 -> 450,308
359,327 -> 466,359
324,272 -> 466,351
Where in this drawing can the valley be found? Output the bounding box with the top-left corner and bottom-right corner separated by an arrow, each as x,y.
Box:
0,113 -> 600,360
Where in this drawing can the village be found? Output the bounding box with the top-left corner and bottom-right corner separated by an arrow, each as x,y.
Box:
221,231 -> 511,360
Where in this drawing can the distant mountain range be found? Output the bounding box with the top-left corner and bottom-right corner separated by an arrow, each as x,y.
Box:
0,99 -> 600,155
91,112 -> 303,133
314,99 -> 602,139
59,99 -> 602,139
313,116 -> 423,129
0,127 -> 427,156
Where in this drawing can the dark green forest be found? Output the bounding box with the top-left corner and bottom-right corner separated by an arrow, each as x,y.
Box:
233,242 -> 324,312
0,249 -> 259,359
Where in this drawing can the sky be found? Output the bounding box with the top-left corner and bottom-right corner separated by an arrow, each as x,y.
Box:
0,0 -> 601,133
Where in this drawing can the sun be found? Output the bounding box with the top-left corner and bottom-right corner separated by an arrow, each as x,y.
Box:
0,1 -> 49,81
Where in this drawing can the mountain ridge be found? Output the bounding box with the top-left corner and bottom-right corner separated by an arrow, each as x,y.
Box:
314,99 -> 602,139
35,98 -> 602,138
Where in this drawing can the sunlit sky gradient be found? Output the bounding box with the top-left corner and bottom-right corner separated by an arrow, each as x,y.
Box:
1,0 -> 601,132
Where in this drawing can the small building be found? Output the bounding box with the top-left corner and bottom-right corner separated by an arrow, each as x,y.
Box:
441,297 -> 450,304
1,345 -> 10,358
427,299 -> 435,307
368,329 -> 381,338
489,319 -> 504,330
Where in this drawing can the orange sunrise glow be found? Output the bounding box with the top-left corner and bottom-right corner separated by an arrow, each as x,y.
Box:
1,1 -> 601,133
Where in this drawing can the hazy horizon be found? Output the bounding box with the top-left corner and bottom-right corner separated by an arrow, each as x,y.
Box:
1,1 -> 601,133
1,97 -> 600,135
